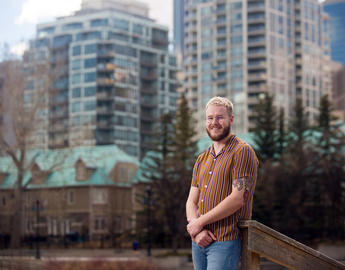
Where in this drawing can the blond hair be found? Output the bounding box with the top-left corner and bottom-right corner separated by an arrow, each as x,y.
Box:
206,96 -> 233,116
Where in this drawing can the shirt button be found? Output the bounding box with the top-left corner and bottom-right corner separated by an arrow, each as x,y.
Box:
201,199 -> 204,202
209,171 -> 212,174
214,159 -> 216,161
205,185 -> 207,188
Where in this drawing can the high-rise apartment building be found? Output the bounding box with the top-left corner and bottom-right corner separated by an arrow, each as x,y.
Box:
329,61 -> 345,121
174,0 -> 185,58
323,0 -> 345,65
25,0 -> 179,158
182,0 -> 331,137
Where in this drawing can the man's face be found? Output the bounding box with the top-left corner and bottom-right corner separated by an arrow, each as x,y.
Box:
205,105 -> 234,142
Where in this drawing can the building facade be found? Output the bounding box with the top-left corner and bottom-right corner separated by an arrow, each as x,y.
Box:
0,145 -> 140,246
174,0 -> 185,58
329,61 -> 345,121
181,0 -> 331,137
25,0 -> 179,158
323,0 -> 345,66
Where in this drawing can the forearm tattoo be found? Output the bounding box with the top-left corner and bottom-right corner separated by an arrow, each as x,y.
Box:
233,176 -> 252,200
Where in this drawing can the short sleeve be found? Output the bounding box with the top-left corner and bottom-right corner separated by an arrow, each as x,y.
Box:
232,144 -> 259,180
191,154 -> 203,188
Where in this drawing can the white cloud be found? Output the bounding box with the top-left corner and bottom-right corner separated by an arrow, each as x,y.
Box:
10,41 -> 28,57
147,0 -> 172,29
16,0 -> 82,25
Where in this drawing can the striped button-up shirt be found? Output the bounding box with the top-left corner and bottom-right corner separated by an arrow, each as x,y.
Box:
191,134 -> 259,241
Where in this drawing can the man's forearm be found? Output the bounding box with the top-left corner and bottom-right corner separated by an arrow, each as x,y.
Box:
186,200 -> 198,223
198,193 -> 243,227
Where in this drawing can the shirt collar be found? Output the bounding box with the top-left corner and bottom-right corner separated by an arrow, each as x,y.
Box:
209,134 -> 236,158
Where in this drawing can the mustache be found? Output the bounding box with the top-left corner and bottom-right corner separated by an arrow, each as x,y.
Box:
209,124 -> 222,129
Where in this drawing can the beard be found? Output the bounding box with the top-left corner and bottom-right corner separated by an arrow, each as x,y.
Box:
206,122 -> 231,142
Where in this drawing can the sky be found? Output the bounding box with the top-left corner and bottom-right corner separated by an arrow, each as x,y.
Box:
0,0 -> 173,57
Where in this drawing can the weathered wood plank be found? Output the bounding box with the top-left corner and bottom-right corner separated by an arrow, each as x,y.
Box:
239,220 -> 345,270
240,228 -> 260,270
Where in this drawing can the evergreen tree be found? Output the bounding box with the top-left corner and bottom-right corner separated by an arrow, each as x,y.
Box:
315,95 -> 345,240
252,92 -> 278,162
135,113 -> 175,247
277,107 -> 287,156
136,94 -> 198,252
169,93 -> 198,252
288,98 -> 309,152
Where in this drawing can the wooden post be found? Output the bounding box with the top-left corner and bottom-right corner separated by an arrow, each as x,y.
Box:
240,225 -> 260,270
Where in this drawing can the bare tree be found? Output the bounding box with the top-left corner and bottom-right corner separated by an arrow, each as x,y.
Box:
0,51 -> 64,248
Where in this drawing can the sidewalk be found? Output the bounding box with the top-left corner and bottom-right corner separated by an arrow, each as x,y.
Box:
0,248 -> 194,270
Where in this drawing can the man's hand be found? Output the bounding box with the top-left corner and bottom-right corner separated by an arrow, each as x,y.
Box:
194,230 -> 216,248
187,218 -> 203,238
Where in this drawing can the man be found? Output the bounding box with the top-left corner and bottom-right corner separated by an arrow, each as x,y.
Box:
186,96 -> 258,270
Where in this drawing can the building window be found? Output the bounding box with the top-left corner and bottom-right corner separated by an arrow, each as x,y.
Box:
84,100 -> 96,111
2,196 -> 6,206
71,73 -> 81,84
115,216 -> 122,233
114,18 -> 129,31
84,44 -> 97,54
68,190 -> 75,205
133,23 -> 143,35
71,59 -> 81,70
85,86 -> 96,97
93,189 -> 107,204
94,217 -> 106,231
72,45 -> 81,56
84,72 -> 96,83
84,58 -> 97,69
63,23 -> 83,31
72,102 -> 81,112
76,31 -> 102,41
90,18 -> 108,27
72,87 -> 81,98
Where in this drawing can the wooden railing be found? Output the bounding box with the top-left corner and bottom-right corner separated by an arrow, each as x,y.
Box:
239,220 -> 345,270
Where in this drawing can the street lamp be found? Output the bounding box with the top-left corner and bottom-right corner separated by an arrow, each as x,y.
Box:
146,186 -> 152,257
35,200 -> 40,260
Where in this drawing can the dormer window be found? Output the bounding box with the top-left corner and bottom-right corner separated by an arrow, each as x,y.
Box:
30,163 -> 49,184
75,158 -> 95,181
0,172 -> 8,183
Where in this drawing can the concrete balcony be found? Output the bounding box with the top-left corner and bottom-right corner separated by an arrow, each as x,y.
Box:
248,95 -> 260,105
247,3 -> 265,12
97,120 -> 113,130
97,63 -> 115,71
49,123 -> 66,133
248,38 -> 266,47
97,106 -> 113,115
185,35 -> 198,45
247,61 -> 266,70
97,135 -> 114,145
248,84 -> 268,93
141,87 -> 157,94
140,71 -> 158,80
248,26 -> 266,35
248,50 -> 266,59
296,69 -> 302,77
140,58 -> 157,67
97,78 -> 115,86
96,92 -> 113,101
247,14 -> 265,24
97,50 -> 115,58
50,110 -> 68,120
248,73 -> 267,82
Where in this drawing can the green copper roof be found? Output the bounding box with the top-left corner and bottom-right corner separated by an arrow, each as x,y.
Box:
0,145 -> 138,190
